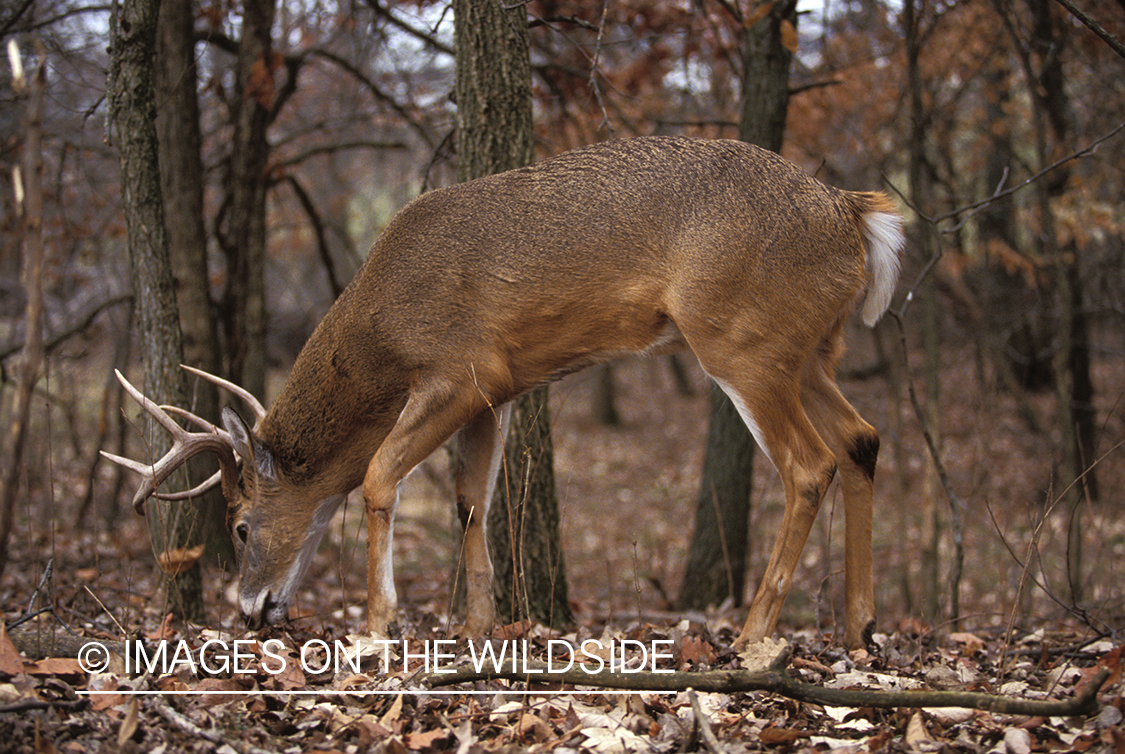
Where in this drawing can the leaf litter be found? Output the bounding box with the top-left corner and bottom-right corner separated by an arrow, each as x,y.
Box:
1,607 -> 1121,753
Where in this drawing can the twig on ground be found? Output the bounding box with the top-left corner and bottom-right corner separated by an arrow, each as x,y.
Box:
688,689 -> 724,754
150,697 -> 277,754
424,650 -> 1109,717
0,698 -> 87,714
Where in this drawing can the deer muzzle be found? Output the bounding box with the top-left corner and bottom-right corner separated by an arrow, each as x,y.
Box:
241,588 -> 287,630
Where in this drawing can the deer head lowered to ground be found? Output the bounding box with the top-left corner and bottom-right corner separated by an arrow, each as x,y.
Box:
104,136 -> 905,649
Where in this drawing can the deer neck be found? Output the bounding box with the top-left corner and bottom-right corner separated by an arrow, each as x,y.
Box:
259,327 -> 410,495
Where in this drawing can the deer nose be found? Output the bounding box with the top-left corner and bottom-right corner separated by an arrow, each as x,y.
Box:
241,589 -> 274,630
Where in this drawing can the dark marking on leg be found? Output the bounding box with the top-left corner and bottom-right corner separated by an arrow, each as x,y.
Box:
803,463 -> 837,509
456,495 -> 472,529
848,432 -> 880,479
861,618 -> 877,652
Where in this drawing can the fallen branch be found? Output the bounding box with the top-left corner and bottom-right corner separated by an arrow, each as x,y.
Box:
150,698 -> 277,754
424,651 -> 1109,717
0,698 -> 87,714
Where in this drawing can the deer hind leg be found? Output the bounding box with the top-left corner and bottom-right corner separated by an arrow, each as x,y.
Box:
452,403 -> 511,636
800,355 -> 878,649
697,357 -> 838,650
362,379 -> 487,636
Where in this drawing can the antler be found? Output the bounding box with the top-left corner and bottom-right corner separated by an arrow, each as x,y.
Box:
181,364 -> 267,430
100,369 -> 241,514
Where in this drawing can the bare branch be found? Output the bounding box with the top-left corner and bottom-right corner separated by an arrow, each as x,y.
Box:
283,174 -> 345,299
0,294 -> 132,364
307,48 -> 437,148
933,121 -> 1125,232
363,0 -> 454,56
1052,0 -> 1125,60
426,654 -> 1109,717
588,0 -> 612,136
0,0 -> 37,38
274,140 -> 408,169
529,15 -> 600,32
882,121 -> 1125,310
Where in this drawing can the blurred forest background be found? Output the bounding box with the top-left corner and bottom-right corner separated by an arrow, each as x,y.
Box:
1,0 -> 1123,645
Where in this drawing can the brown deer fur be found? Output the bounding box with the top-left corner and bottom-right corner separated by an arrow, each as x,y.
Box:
109,136 -> 904,649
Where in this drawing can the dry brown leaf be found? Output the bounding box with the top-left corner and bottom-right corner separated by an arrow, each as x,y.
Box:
743,2 -> 774,28
780,19 -> 798,54
193,677 -> 245,706
905,711 -> 931,746
355,714 -> 394,740
156,544 -> 205,575
494,620 -> 532,640
22,658 -> 84,676
0,622 -> 25,676
681,636 -> 716,668
517,711 -> 554,743
246,52 -> 281,108
1088,646 -> 1123,688
866,728 -> 895,750
380,692 -> 404,729
405,728 -> 451,750
156,675 -> 189,693
738,636 -> 788,672
950,631 -> 986,655
87,674 -> 124,712
35,721 -> 59,754
264,657 -> 305,691
116,697 -> 139,747
759,725 -> 804,744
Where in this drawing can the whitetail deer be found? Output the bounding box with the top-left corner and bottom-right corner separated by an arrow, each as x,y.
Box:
105,136 -> 904,649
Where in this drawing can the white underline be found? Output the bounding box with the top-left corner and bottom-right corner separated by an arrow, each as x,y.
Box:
78,688 -> 654,696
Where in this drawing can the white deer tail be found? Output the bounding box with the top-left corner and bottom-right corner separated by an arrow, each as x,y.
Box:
852,192 -> 905,327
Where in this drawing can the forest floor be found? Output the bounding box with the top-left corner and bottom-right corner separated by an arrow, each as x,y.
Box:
1,331 -> 1123,752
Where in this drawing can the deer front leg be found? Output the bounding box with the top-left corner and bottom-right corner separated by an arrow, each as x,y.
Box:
363,483 -> 400,637
735,459 -> 834,648
362,378 -> 491,636
453,404 -> 511,636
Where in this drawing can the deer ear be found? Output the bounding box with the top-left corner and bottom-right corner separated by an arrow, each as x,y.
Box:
222,407 -> 275,481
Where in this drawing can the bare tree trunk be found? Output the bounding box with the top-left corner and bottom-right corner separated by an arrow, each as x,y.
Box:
996,0 -> 1090,603
0,44 -> 47,580
679,0 -> 796,612
219,0 -> 275,400
903,0 -> 954,627
108,0 -> 204,622
156,0 -> 231,563
455,0 -> 572,629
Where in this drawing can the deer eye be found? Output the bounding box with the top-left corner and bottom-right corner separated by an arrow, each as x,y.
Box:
235,522 -> 250,544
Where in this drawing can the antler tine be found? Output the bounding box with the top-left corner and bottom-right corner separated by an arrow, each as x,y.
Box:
181,364 -> 267,429
152,470 -> 223,501
163,404 -> 230,441
101,369 -> 240,514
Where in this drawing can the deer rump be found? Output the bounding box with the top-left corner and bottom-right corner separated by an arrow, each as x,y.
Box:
109,135 -> 904,649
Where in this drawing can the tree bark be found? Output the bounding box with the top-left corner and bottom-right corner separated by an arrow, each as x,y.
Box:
679,0 -> 797,612
219,0 -> 276,400
109,0 -> 204,622
454,0 -> 573,629
156,0 -> 232,564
